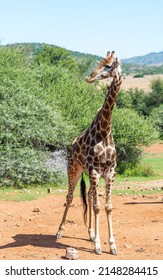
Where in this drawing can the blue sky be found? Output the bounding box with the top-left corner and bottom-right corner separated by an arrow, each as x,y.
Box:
0,0 -> 162,59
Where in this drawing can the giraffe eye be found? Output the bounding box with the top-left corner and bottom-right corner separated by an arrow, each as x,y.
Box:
105,64 -> 112,69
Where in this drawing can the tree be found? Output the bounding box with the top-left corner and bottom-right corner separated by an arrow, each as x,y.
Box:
34,45 -> 78,71
112,108 -> 159,173
149,104 -> 163,139
144,78 -> 163,115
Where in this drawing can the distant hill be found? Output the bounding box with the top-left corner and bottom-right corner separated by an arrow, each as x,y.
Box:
122,51 -> 163,65
4,43 -> 163,73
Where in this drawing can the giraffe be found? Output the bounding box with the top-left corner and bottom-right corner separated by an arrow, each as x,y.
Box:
56,51 -> 122,255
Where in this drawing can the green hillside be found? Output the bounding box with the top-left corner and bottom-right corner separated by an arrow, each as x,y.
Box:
122,51 -> 163,65
5,43 -> 163,75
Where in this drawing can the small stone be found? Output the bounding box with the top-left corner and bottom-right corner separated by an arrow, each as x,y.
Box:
135,248 -> 145,252
117,192 -> 123,196
32,207 -> 41,213
7,212 -> 13,217
99,192 -> 105,196
15,224 -> 20,227
124,244 -> 131,248
65,247 -> 78,260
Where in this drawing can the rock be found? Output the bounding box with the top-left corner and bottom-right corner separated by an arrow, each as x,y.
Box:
15,224 -> 20,227
32,207 -> 41,213
117,192 -> 123,196
135,248 -> 145,252
7,212 -> 13,217
124,244 -> 131,248
65,247 -> 78,260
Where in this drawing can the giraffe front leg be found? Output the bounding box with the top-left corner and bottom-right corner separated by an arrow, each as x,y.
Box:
56,190 -> 73,239
105,176 -> 117,255
56,161 -> 83,239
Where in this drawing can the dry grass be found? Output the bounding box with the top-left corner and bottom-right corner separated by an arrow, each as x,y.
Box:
121,74 -> 163,92
100,74 -> 163,92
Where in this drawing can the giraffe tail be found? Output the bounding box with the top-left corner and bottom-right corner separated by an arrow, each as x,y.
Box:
80,173 -> 87,226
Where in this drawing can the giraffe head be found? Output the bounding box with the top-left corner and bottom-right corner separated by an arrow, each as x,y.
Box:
87,51 -> 121,83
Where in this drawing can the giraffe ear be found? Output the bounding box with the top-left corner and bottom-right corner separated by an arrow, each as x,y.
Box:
111,51 -> 115,57
106,51 -> 111,59
106,51 -> 115,64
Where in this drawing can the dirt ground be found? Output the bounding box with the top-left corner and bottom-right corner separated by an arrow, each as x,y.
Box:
0,144 -> 163,260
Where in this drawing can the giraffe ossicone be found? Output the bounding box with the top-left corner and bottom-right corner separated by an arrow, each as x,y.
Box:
56,51 -> 122,255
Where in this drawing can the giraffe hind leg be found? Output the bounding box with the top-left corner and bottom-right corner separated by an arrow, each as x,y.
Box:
56,162 -> 83,239
88,189 -> 95,242
105,170 -> 117,255
89,171 -> 102,255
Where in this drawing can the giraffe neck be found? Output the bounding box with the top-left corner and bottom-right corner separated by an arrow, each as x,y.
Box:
98,72 -> 122,135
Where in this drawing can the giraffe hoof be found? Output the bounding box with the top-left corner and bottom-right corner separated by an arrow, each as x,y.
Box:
94,248 -> 102,255
110,247 -> 118,255
56,231 -> 62,239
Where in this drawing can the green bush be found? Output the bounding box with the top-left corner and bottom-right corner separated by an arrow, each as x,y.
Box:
124,164 -> 154,177
112,108 -> 159,173
0,147 -> 67,187
133,74 -> 144,78
0,47 -> 73,187
144,78 -> 163,115
149,104 -> 163,139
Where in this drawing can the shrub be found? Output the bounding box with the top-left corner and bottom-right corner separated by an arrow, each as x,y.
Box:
133,74 -> 144,78
124,164 -> 154,177
144,78 -> 163,115
0,147 -> 67,187
112,108 -> 159,173
149,104 -> 163,139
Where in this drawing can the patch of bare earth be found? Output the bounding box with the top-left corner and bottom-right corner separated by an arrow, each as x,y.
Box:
0,144 -> 162,260
0,195 -> 162,260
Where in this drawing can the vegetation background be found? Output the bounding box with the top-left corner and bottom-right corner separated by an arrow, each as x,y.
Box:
0,44 -> 162,188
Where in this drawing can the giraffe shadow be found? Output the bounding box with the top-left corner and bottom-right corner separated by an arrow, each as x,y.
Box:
124,201 -> 163,205
0,234 -> 95,254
